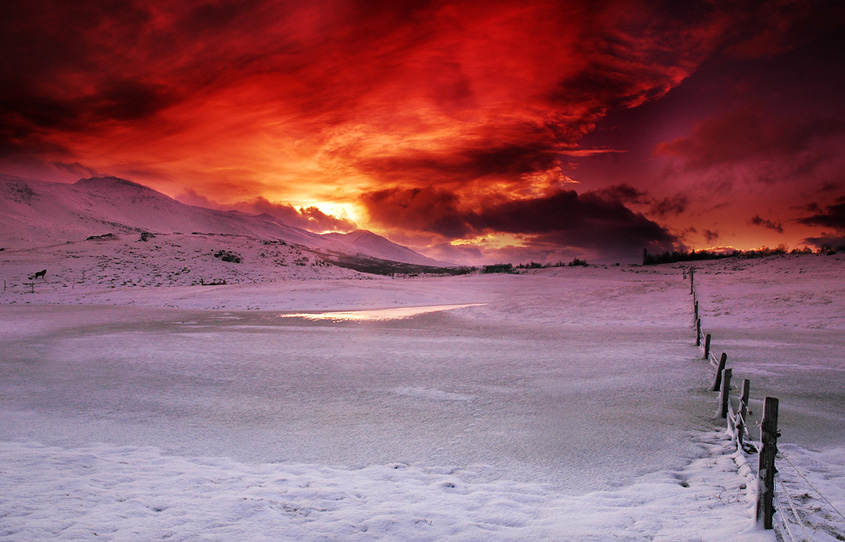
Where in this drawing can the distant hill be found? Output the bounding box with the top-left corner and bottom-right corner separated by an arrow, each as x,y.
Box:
0,174 -> 444,268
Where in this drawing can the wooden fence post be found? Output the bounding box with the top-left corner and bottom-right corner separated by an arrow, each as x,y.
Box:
694,300 -> 698,323
757,397 -> 779,529
737,379 -> 750,447
690,268 -> 695,294
696,319 -> 702,346
718,367 -> 732,419
712,353 -> 727,391
703,334 -> 712,360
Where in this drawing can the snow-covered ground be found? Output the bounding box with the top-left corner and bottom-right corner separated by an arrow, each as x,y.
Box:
2,254 -> 844,540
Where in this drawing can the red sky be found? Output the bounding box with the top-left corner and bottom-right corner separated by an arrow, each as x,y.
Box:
2,0 -> 844,263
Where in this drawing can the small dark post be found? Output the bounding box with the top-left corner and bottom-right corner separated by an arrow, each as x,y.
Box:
712,352 -> 728,391
689,268 -> 695,294
703,333 -> 712,360
696,319 -> 702,346
718,367 -> 732,419
757,397 -> 779,530
712,353 -> 727,391
737,379 -> 750,447
694,300 -> 699,323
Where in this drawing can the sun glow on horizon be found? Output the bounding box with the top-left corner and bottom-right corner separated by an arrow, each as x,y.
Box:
451,233 -> 530,250
294,201 -> 365,229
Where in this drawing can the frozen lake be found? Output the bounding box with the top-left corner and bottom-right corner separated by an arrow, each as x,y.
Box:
0,276 -> 706,492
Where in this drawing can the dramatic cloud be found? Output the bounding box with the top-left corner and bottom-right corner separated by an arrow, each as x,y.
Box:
361,186 -> 678,260
0,2 -> 727,187
1,0 -> 844,261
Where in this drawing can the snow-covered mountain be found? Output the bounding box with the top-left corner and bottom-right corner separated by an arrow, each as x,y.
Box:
0,174 -> 442,267
322,230 -> 438,266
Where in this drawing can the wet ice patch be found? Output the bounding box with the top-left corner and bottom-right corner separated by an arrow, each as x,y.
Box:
280,303 -> 484,322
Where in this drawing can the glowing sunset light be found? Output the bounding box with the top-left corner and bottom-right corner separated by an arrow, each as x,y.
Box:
1,0 -> 843,263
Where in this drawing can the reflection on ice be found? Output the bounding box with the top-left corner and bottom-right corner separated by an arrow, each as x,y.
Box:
281,303 -> 484,321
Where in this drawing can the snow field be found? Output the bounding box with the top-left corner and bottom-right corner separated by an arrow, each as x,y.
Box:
0,431 -> 774,542
2,254 -> 843,540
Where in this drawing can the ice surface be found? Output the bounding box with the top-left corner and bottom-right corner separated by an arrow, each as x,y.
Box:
281,303 -> 486,321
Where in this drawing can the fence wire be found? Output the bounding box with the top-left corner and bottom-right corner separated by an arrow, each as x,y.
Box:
776,476 -> 812,542
778,451 -> 845,523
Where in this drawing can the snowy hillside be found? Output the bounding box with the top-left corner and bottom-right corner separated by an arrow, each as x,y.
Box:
322,230 -> 443,267
0,231 -> 376,302
0,174 -> 442,268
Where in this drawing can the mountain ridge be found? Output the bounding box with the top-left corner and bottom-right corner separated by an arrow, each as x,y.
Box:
0,174 -> 444,268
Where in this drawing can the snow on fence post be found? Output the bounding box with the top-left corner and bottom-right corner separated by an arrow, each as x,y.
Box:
757,397 -> 779,529
712,353 -> 727,391
696,319 -> 702,346
689,267 -> 695,294
718,368 -> 732,419
694,300 -> 698,324
703,334 -> 712,360
737,379 -> 750,448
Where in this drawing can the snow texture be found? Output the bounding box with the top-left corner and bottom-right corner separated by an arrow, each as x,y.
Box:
2,248 -> 844,540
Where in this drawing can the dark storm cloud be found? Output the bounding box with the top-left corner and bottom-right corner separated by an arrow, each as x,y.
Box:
360,186 -> 679,254
798,198 -> 845,231
360,187 -> 471,238
801,234 -> 845,250
801,235 -> 845,250
479,190 -> 678,254
353,140 -> 562,186
751,215 -> 784,233
703,229 -> 720,244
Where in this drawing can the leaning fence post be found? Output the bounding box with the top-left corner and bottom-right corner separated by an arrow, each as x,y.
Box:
703,334 -> 712,360
757,397 -> 779,529
718,368 -> 732,419
712,353 -> 727,391
696,319 -> 702,346
737,379 -> 750,447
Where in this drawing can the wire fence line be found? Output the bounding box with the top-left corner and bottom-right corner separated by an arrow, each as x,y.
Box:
778,452 -> 845,523
686,266 -> 844,539
683,267 -> 845,542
